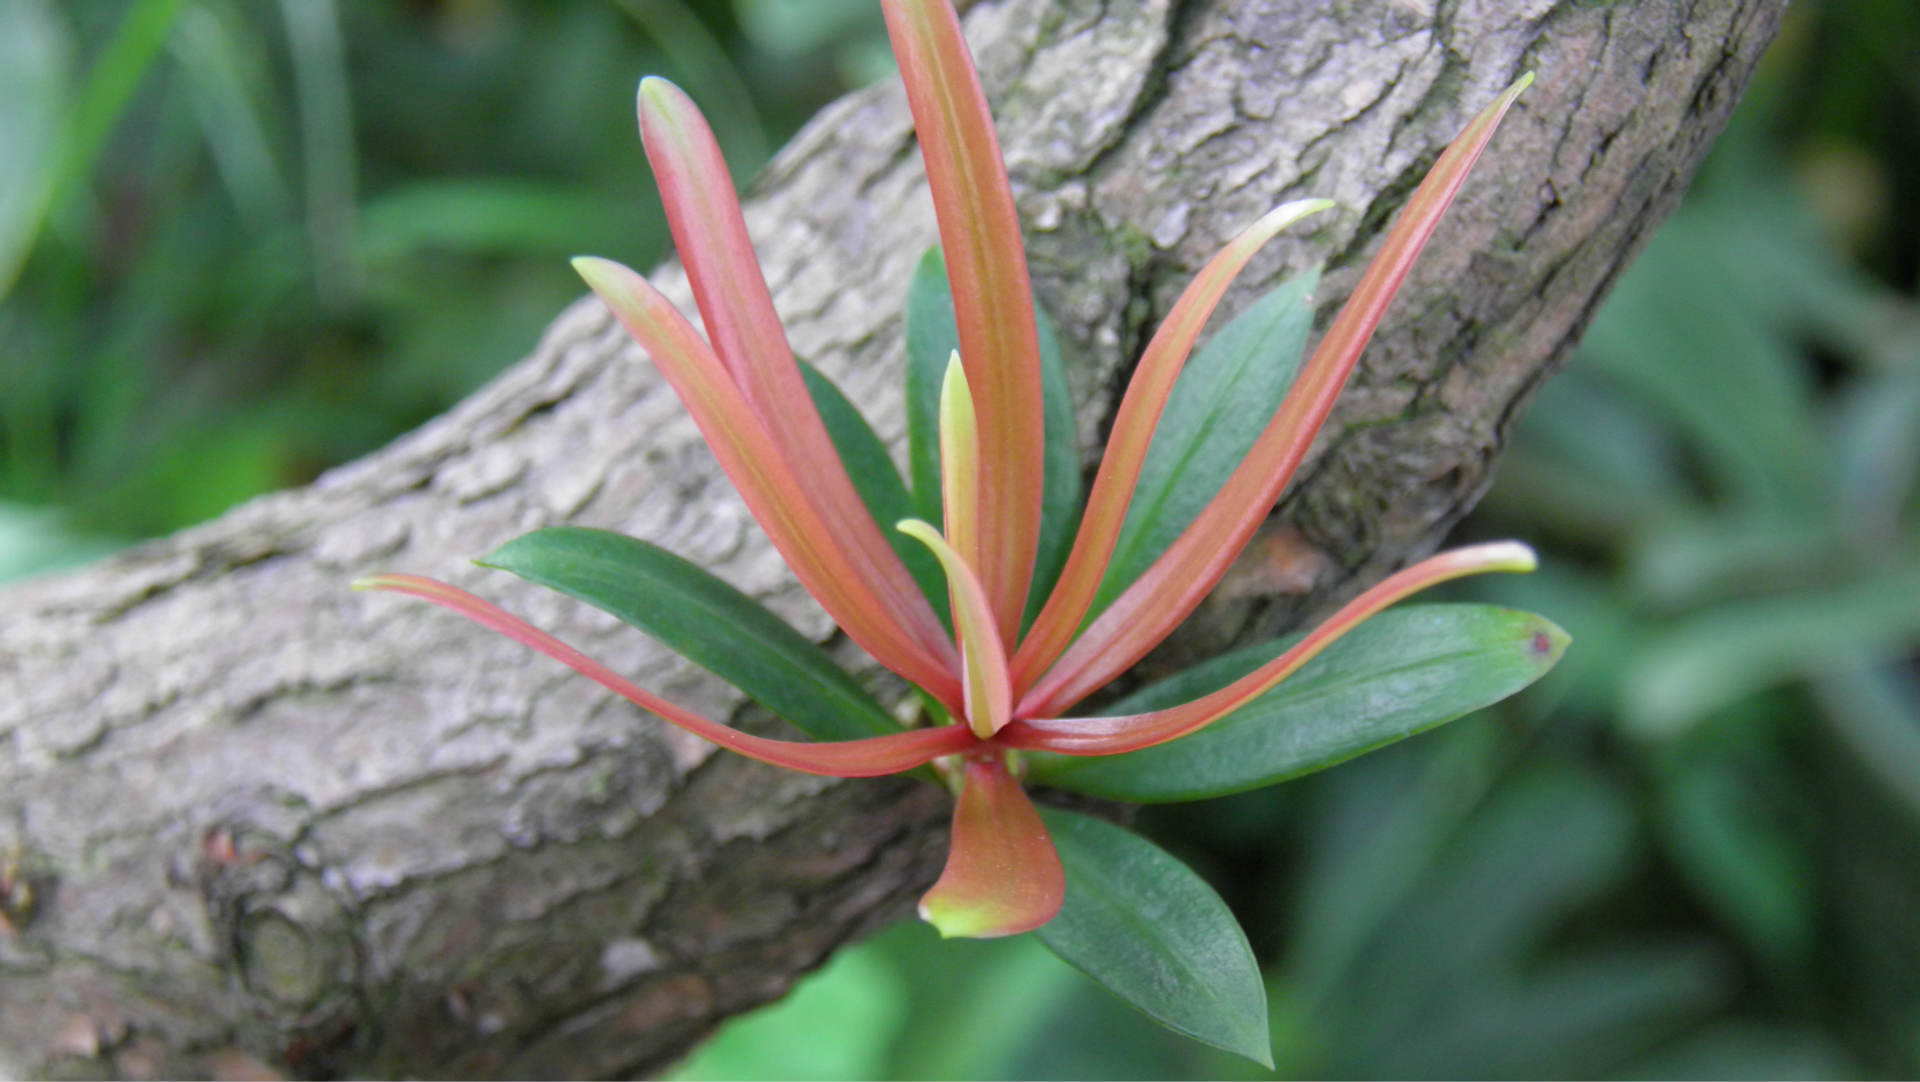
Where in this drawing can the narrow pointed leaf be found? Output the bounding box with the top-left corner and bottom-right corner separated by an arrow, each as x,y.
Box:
1022,76 -> 1532,717
1094,268 -> 1320,614
1007,541 -> 1542,750
905,247 -> 1080,624
1028,605 -> 1568,802
919,756 -> 1063,938
938,351 -> 981,572
904,247 -> 956,526
899,520 -> 1011,738
573,255 -> 962,706
481,527 -> 902,742
1035,808 -> 1271,1067
1016,202 -> 1329,685
799,361 -> 949,625
882,0 -> 1044,639
634,79 -> 952,682
356,575 -> 975,777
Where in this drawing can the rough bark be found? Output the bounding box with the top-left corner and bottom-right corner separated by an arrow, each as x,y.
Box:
0,0 -> 1782,1076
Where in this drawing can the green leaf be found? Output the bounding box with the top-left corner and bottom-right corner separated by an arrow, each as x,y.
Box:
1093,270 -> 1318,613
798,361 -> 948,625
1034,808 -> 1272,1067
483,526 -> 902,742
1028,301 -> 1083,623
1623,561 -> 1920,737
0,0 -> 69,300
904,248 -> 954,526
360,179 -> 645,259
903,247 -> 1080,623
1033,604 -> 1568,802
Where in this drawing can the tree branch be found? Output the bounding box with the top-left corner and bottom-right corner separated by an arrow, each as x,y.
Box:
0,0 -> 1783,1076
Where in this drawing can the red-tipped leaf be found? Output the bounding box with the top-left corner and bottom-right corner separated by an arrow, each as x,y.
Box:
573,256 -> 962,706
881,0 -> 1045,642
635,78 -> 953,688
357,574 -> 976,776
1012,200 -> 1332,689
1019,75 -> 1533,719
919,755 -> 1065,937
1001,542 -> 1538,754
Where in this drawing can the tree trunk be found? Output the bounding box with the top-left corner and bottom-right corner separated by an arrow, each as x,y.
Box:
0,0 -> 1782,1076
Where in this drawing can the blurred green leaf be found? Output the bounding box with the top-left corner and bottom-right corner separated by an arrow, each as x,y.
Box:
278,0 -> 356,302
1093,270 -> 1317,614
1034,605 -> 1567,802
483,526 -> 903,742
169,2 -> 289,230
359,179 -> 651,259
1625,562 -> 1920,736
1580,215 -> 1824,512
50,0 -> 187,228
1036,809 -> 1272,1067
0,0 -> 68,299
1812,662 -> 1920,821
1659,758 -> 1815,969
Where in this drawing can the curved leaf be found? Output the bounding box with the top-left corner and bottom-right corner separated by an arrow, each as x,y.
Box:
1034,808 -> 1271,1067
920,757 -> 1063,938
1093,270 -> 1318,613
799,361 -> 948,625
483,526 -> 902,741
1032,604 -> 1567,801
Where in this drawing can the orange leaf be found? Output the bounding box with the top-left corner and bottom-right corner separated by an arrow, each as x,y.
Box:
357,575 -> 976,776
920,756 -> 1065,937
1020,75 -> 1534,719
1012,200 -> 1332,690
1002,542 -> 1538,754
881,0 -> 1045,641
574,256 -> 961,706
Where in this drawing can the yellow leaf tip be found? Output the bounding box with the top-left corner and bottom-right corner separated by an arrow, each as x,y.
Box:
636,75 -> 685,113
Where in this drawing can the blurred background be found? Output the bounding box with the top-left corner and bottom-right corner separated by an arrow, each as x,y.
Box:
3,1 -> 1916,1077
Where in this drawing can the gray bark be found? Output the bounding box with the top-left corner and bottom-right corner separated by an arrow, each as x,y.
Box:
0,0 -> 1782,1076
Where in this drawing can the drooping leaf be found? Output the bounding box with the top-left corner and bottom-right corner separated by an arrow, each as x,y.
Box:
483,526 -> 903,742
904,247 -> 1080,623
1035,808 -> 1272,1067
799,361 -> 948,625
1092,270 -> 1318,613
357,573 -> 973,777
1029,604 -> 1567,801
919,756 -> 1063,938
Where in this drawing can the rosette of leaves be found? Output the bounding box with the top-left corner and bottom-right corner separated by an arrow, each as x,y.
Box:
360,0 -> 1563,1064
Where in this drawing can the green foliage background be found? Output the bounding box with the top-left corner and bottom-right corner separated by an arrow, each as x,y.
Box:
4,1 -> 1917,1077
